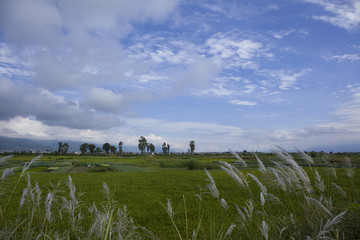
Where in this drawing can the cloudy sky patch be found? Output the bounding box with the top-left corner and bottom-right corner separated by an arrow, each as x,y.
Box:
0,0 -> 359,152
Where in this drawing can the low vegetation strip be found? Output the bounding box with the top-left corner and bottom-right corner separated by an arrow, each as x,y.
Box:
0,150 -> 359,239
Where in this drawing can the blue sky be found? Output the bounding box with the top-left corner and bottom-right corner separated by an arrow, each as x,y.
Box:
0,0 -> 359,152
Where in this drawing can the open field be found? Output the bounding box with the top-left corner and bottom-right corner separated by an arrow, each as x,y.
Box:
1,151 -> 360,239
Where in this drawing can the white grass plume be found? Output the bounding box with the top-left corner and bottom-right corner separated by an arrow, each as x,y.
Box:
316,210 -> 347,239
331,183 -> 347,200
21,154 -> 43,177
260,220 -> 269,240
204,169 -> 219,199
344,157 -> 354,179
0,154 -> 13,163
166,198 -> 174,218
220,198 -> 229,211
218,161 -> 247,188
228,148 -> 247,167
324,168 -> 337,180
295,148 -> 314,165
248,173 -> 267,194
270,168 -> 287,192
255,154 -> 266,174
273,147 -> 312,193
234,203 -> 246,222
45,193 -> 54,222
314,169 -> 325,193
19,188 -> 28,208
260,192 -> 266,207
1,168 -> 14,181
224,224 -> 236,238
305,196 -> 332,217
244,199 -> 254,221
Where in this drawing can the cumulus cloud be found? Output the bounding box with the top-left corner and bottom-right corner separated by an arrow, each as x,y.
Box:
305,0 -> 360,31
205,33 -> 268,69
0,78 -> 121,129
85,87 -> 128,113
264,68 -> 312,90
0,0 -> 179,45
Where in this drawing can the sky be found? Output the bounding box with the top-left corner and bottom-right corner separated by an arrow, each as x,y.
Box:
0,0 -> 360,152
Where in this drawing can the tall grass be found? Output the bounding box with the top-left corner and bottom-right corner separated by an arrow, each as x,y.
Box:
161,147 -> 360,239
0,148 -> 359,239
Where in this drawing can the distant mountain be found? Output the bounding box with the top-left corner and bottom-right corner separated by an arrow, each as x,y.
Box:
0,136 -> 84,152
305,143 -> 360,153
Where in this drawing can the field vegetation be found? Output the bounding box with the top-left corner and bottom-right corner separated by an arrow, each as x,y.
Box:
0,149 -> 359,239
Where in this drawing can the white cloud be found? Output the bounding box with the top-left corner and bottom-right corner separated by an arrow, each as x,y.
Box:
193,84 -> 235,97
230,100 -> 257,106
270,28 -> 309,39
85,87 -> 127,113
205,33 -> 268,70
334,83 -> 360,122
265,68 -> 312,90
206,35 -> 263,59
325,53 -> 360,62
305,0 -> 360,31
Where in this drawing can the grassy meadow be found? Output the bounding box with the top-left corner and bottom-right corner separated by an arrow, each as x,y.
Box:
1,151 -> 360,239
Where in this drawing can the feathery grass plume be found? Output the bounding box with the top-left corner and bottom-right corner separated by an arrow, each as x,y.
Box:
273,146 -> 312,193
331,183 -> 347,200
228,148 -> 247,167
166,198 -> 174,219
89,206 -> 112,238
220,198 -> 229,211
305,196 -> 332,217
102,182 -> 116,210
260,220 -> 269,240
295,148 -> 314,165
218,161 -> 248,188
244,199 -> 254,221
21,154 -> 43,177
321,152 -> 331,164
45,193 -> 54,222
344,157 -> 354,179
324,167 -> 337,180
255,154 -> 266,174
265,193 -> 281,205
204,168 -> 219,199
19,188 -> 28,208
316,210 -> 347,239
224,224 -> 236,238
66,175 -> 78,205
1,168 -> 14,180
113,205 -> 141,240
269,168 -> 287,192
0,154 -> 13,163
314,169 -> 325,193
162,198 -> 183,240
60,175 -> 83,232
194,193 -> 202,201
260,192 -> 266,207
248,173 -> 267,194
234,203 -> 246,222
103,182 -> 110,196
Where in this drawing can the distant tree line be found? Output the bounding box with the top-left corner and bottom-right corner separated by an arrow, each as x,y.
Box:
76,136 -> 195,155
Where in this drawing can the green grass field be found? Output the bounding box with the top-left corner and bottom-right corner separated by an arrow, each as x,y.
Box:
1,152 -> 360,239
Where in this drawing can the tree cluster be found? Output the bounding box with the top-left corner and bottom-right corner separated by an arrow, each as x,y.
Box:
138,136 -> 156,154
78,137 -> 195,155
162,142 -> 170,154
57,142 -> 69,154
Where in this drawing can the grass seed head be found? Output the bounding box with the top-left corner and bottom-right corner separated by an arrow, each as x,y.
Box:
1,168 -> 14,181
